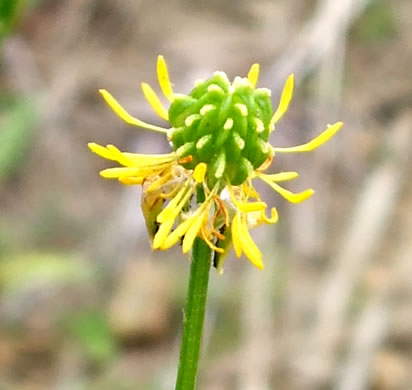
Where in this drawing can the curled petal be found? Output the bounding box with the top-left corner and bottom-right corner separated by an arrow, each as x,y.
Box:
258,173 -> 314,203
261,207 -> 279,224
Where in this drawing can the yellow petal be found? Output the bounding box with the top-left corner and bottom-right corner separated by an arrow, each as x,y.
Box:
236,201 -> 267,212
261,207 -> 278,224
270,74 -> 294,129
229,185 -> 266,212
100,167 -> 142,178
153,218 -> 175,249
231,212 -> 243,258
141,82 -> 169,120
259,175 -> 314,203
239,216 -> 264,270
247,63 -> 259,88
157,55 -> 174,102
193,163 -> 207,183
119,177 -> 144,185
88,143 -> 114,160
161,217 -> 193,250
272,121 -> 344,153
105,145 -> 134,167
156,186 -> 187,223
261,172 -> 299,182
182,213 -> 205,253
146,171 -> 173,192
99,89 -> 169,133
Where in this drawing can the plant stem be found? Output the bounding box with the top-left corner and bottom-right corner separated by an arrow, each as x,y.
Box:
175,237 -> 212,390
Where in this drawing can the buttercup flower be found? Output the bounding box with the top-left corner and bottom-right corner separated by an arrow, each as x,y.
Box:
89,56 -> 343,271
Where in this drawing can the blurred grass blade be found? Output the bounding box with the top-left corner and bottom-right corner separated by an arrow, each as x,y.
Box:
0,98 -> 37,182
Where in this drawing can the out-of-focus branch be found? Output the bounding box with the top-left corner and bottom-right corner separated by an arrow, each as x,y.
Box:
262,0 -> 371,88
293,110 -> 412,388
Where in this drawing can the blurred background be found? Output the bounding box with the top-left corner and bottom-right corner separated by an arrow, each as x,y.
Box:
1,0 -> 411,389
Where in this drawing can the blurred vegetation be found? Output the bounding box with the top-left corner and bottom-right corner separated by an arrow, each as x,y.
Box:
350,0 -> 396,44
0,0 -> 411,389
0,98 -> 37,183
0,252 -> 93,294
0,0 -> 24,40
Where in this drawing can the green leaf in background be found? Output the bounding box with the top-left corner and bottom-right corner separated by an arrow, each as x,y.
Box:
64,310 -> 117,365
0,98 -> 37,182
0,252 -> 93,293
0,0 -> 24,39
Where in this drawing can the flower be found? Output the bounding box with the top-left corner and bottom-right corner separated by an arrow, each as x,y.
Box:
89,56 -> 343,272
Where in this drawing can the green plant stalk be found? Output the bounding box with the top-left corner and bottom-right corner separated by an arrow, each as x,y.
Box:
175,234 -> 212,389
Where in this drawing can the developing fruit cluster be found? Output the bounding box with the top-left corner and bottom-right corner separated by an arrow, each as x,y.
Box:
168,72 -> 274,188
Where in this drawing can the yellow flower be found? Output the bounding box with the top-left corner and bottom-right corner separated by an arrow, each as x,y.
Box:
89,55 -> 343,272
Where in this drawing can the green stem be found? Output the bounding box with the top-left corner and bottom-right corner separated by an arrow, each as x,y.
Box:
175,237 -> 212,390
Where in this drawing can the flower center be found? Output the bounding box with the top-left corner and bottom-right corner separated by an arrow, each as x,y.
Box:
168,72 -> 273,187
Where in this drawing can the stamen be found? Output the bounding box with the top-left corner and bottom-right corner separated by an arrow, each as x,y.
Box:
99,89 -> 169,133
141,82 -> 169,120
201,226 -> 224,253
213,196 -> 229,227
272,122 -> 344,153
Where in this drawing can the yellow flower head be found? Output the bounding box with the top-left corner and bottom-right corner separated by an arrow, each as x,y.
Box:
89,56 -> 343,272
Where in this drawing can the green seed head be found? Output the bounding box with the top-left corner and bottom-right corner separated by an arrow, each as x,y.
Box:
168,72 -> 274,187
